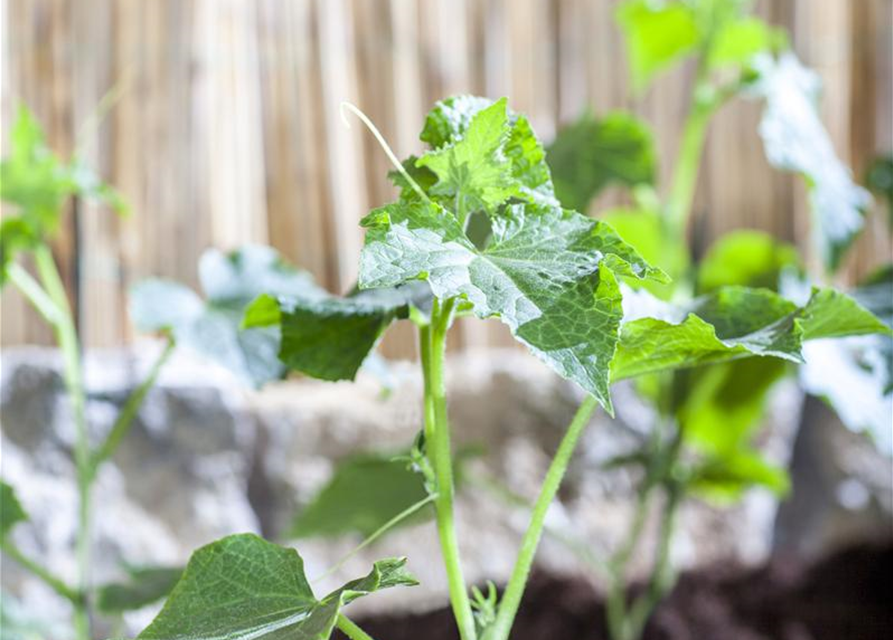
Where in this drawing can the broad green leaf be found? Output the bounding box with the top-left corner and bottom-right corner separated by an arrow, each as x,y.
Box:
131,534 -> 416,640
547,113 -> 657,212
291,454 -> 429,539
360,200 -> 666,411
750,53 -> 871,271
96,566 -> 183,613
697,230 -> 799,293
0,107 -> 126,283
416,99 -> 518,219
616,0 -> 700,92
0,481 -> 27,539
688,448 -> 790,503
130,245 -> 328,387
612,285 -> 889,381
243,282 -> 429,382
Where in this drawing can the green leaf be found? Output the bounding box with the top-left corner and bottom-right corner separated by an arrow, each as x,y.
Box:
547,112 -> 657,212
244,282 -> 429,382
96,566 -> 183,613
688,448 -> 790,503
599,208 -> 688,299
416,98 -> 518,219
677,356 -> 789,454
360,200 -> 666,411
130,245 -> 328,387
291,454 -> 430,539
612,285 -> 890,381
0,481 -> 27,539
131,534 -> 416,640
751,53 -> 871,271
0,106 -> 125,283
616,0 -> 700,92
697,230 -> 799,293
708,17 -> 785,69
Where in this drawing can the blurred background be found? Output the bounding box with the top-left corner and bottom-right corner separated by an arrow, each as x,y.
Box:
1,0 -> 891,355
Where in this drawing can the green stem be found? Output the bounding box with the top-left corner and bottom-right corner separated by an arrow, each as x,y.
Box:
336,614 -> 378,640
419,300 -> 477,640
89,335 -> 176,479
313,493 -> 437,583
7,263 -> 63,325
0,540 -> 80,604
33,245 -> 91,640
487,395 -> 599,640
625,484 -> 682,640
606,484 -> 654,640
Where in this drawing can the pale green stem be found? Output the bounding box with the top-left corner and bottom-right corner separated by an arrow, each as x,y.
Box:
7,263 -> 63,325
487,395 -> 600,640
0,540 -> 79,604
336,614 -> 378,640
313,493 -> 437,583
419,300 -> 477,640
32,245 -> 91,640
89,335 -> 176,479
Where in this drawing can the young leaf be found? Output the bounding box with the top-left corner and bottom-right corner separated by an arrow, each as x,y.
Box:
290,454 -> 430,539
130,245 -> 329,387
0,481 -> 28,539
96,566 -> 183,614
866,154 -> 893,225
547,113 -> 657,212
243,282 -> 430,382
708,17 -> 785,69
616,0 -> 700,92
360,200 -> 667,411
129,534 -> 416,640
750,53 -> 871,271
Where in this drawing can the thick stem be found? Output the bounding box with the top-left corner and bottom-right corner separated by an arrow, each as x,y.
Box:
336,614 -> 378,640
33,246 -> 91,640
89,335 -> 176,479
487,395 -> 599,640
419,301 -> 477,640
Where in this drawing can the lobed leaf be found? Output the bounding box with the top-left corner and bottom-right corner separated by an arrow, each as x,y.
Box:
130,245 -> 329,387
243,282 -> 430,382
129,534 -> 416,640
360,200 -> 667,412
612,285 -> 890,381
547,112 -> 657,212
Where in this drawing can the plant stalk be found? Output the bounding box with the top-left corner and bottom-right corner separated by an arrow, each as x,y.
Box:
33,245 -> 92,640
487,394 -> 599,640
0,540 -> 80,604
336,614 -> 378,640
89,335 -> 176,479
419,300 -> 477,640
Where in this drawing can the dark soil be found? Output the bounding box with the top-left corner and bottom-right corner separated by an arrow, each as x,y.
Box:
339,541 -> 892,640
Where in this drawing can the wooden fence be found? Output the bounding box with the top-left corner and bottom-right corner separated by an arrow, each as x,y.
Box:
1,0 -> 891,357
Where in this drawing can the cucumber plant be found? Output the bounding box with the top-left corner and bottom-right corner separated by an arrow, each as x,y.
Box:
119,90 -> 887,640
541,1 -> 893,638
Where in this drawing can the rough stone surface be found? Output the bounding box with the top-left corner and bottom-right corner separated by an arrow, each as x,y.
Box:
0,342 -> 817,635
